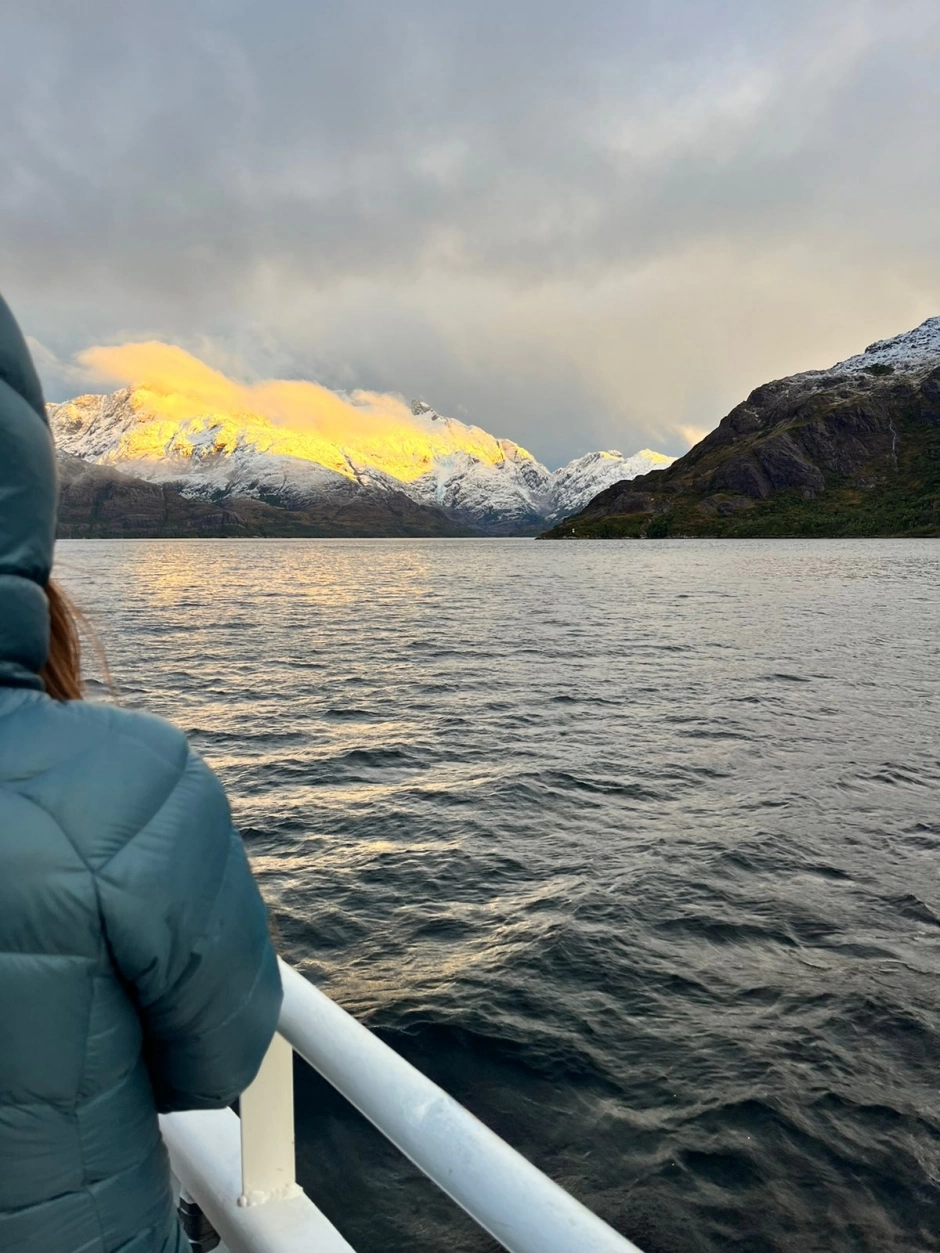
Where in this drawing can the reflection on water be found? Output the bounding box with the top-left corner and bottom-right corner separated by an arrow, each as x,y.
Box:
56,538 -> 940,1253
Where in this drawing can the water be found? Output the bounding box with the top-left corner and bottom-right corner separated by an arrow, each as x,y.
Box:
56,538 -> 940,1253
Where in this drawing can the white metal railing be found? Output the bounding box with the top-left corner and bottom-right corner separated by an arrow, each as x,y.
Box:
161,957 -> 644,1253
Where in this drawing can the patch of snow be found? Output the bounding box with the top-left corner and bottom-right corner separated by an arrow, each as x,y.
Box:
831,316 -> 940,378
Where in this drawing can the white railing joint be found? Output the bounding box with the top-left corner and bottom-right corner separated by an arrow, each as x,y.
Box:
161,956 -> 644,1253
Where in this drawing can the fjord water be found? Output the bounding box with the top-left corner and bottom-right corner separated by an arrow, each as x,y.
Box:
58,538 -> 940,1253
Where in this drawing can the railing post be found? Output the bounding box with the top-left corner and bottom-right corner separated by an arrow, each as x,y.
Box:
238,1033 -> 302,1207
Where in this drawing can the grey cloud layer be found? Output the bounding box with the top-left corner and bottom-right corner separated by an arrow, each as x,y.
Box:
2,0 -> 938,465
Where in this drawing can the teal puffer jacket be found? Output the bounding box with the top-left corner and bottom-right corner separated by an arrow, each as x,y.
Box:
0,295 -> 283,1251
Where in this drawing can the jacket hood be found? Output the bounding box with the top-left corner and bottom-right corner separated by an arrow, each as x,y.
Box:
0,295 -> 56,689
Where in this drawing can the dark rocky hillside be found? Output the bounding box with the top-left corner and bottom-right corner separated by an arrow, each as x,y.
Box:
56,454 -> 477,539
542,319 -> 940,539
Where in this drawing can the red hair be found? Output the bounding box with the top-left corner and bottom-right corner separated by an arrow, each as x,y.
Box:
40,580 -> 107,701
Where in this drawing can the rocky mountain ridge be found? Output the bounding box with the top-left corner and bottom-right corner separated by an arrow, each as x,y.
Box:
56,453 -> 476,539
49,386 -> 672,536
542,317 -> 940,539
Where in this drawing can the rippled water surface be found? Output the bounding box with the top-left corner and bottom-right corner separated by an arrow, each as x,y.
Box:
57,538 -> 940,1253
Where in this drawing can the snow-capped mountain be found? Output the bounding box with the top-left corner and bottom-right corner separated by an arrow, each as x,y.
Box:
49,381 -> 673,534
549,449 -> 674,521
542,315 -> 940,540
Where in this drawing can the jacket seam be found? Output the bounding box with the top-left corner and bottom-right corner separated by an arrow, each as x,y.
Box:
0,715 -> 189,847
93,706 -> 191,773
143,826 -> 249,1024
6,778 -> 221,1007
1,789 -> 173,1252
12,769 -> 262,1085
4,740 -> 192,879
154,914 -> 271,1048
72,973 -> 109,1253
95,751 -> 194,877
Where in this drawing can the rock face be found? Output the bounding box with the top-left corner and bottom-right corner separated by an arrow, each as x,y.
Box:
542,318 -> 940,539
56,454 -> 477,539
49,389 -> 672,536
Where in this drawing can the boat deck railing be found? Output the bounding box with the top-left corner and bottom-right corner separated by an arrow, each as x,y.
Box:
160,958 -> 645,1253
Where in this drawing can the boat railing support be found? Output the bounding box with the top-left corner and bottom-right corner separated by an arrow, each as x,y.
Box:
161,957 -> 645,1253
238,1033 -> 300,1207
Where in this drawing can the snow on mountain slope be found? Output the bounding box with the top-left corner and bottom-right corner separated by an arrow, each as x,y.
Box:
832,316 -> 940,378
48,348 -> 672,533
549,449 -> 674,521
401,435 -> 554,534
51,388 -> 351,504
49,387 -> 562,531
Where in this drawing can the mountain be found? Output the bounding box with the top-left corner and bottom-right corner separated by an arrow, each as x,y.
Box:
548,449 -> 673,520
48,384 -> 672,536
56,453 -> 477,539
541,318 -> 940,539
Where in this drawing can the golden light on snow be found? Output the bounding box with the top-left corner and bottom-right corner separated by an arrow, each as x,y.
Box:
75,341 -> 533,483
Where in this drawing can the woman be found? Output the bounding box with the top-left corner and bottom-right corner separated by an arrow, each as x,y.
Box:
0,294 -> 283,1252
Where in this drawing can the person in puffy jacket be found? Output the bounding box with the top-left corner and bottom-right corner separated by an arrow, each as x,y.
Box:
0,292 -> 284,1251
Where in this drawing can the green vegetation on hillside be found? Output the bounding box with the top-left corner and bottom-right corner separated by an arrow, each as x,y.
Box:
541,343 -> 940,543
542,413 -> 940,540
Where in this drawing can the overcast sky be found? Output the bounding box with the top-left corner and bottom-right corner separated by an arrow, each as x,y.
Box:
2,0 -> 939,467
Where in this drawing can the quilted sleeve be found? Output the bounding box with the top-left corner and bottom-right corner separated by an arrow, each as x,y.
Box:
96,745 -> 283,1112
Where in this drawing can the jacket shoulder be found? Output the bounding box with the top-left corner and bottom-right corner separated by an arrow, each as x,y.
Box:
3,696 -> 226,868
73,700 -> 191,769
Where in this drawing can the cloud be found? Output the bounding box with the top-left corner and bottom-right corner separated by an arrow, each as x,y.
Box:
73,339 -> 535,482
2,0 -> 939,466
79,340 -> 425,443
677,426 -> 712,450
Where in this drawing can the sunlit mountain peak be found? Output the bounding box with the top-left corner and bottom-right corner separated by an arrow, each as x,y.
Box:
50,341 -> 674,534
